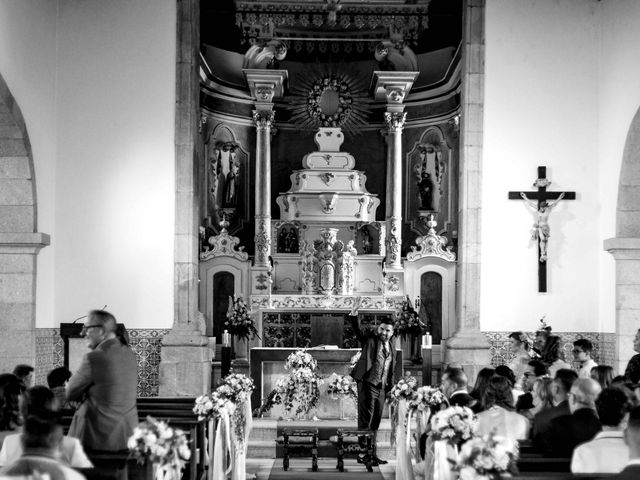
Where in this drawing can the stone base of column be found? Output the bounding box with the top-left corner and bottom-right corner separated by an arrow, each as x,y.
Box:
159,313 -> 211,396
605,237 -> 640,375
444,329 -> 491,382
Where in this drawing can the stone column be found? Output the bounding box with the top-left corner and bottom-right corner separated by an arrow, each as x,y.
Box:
605,239 -> 640,374
243,70 -> 287,294
445,0 -> 490,378
371,72 -> 418,289
159,0 -> 211,396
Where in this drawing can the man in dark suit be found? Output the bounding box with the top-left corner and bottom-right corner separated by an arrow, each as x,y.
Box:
538,378 -> 602,457
442,367 -> 476,409
532,368 -> 578,445
348,297 -> 396,466
67,310 -> 138,452
608,406 -> 640,480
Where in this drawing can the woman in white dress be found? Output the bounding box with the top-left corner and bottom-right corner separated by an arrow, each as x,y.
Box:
476,376 -> 529,442
507,332 -> 531,389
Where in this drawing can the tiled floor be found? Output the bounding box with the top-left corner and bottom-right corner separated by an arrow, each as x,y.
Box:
246,458 -> 397,480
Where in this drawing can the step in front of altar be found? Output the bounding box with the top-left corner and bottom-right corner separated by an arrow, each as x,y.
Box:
248,418 -> 401,459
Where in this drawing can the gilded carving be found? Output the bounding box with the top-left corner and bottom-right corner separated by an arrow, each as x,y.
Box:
406,214 -> 456,262
252,110 -> 275,130
384,111 -> 406,131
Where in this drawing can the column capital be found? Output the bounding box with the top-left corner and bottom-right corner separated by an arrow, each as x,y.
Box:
253,110 -> 275,130
243,69 -> 288,104
384,111 -> 407,131
370,71 -> 419,104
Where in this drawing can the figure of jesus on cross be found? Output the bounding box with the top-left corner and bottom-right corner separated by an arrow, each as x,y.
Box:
519,190 -> 565,262
508,166 -> 575,292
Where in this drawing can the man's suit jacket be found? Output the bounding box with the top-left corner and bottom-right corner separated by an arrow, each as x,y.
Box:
539,408 -> 601,457
348,316 -> 396,392
608,464 -> 640,480
532,400 -> 570,443
67,337 -> 138,451
449,391 -> 480,413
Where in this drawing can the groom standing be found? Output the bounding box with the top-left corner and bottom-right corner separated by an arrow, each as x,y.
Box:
348,297 -> 396,466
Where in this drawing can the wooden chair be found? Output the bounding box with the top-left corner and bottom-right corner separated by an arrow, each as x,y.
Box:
329,428 -> 374,473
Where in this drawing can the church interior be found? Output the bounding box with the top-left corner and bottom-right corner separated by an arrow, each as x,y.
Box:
2,0 -> 640,475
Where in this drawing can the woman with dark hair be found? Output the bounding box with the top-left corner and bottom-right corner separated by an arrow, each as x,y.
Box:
540,335 -> 571,376
470,367 -> 495,409
476,376 -> 529,441
508,331 -> 531,388
591,365 -> 614,389
0,374 -> 23,443
0,386 -> 92,468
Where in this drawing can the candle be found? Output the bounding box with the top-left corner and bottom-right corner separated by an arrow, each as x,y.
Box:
211,337 -> 216,359
422,333 -> 432,349
222,330 -> 231,347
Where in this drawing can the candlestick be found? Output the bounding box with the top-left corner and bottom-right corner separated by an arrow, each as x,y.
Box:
222,330 -> 231,347
422,333 -> 432,349
211,337 -> 216,359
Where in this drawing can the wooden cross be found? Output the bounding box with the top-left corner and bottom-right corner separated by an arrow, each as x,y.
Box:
508,166 -> 576,293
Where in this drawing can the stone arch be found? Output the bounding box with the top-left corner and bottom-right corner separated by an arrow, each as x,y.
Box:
0,72 -> 49,372
605,105 -> 640,374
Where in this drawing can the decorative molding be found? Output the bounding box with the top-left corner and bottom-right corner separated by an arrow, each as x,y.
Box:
252,110 -> 275,129
243,40 -> 288,69
406,214 -> 456,262
200,229 -> 249,261
386,216 -> 403,266
384,111 -> 407,131
255,215 -> 272,266
250,294 -> 405,312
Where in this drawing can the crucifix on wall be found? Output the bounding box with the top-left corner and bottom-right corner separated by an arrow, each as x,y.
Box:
508,166 -> 576,293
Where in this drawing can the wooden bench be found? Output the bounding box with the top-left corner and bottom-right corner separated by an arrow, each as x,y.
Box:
329,429 -> 374,473
276,428 -> 319,472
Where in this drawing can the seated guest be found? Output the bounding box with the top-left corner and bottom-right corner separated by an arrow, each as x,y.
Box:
0,374 -> 23,444
591,365 -> 614,389
476,376 -> 529,441
516,359 -> 547,413
530,377 -> 554,417
442,367 -> 477,411
573,339 -> 598,378
571,387 -> 632,473
495,365 -> 524,403
0,413 -> 85,480
0,386 -> 92,468
507,331 -> 531,388
470,367 -> 494,407
11,365 -> 34,390
624,329 -> 640,384
538,378 -> 602,457
47,367 -> 74,410
607,406 -> 640,480
532,369 -> 578,444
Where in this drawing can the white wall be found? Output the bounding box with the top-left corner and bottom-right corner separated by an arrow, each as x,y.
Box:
482,0 -> 602,332
0,0 -> 176,328
597,1 -> 640,333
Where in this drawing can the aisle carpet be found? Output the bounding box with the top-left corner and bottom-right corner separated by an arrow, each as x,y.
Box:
267,465 -> 385,480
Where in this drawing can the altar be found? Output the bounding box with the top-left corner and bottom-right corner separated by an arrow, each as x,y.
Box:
250,347 -> 403,419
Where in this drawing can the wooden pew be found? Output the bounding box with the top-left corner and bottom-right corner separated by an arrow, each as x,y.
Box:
61,397 -> 206,480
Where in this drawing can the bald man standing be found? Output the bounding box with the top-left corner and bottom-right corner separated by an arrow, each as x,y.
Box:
67,310 -> 138,451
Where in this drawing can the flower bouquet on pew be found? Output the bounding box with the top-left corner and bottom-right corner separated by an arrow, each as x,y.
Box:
128,416 -> 191,480
409,385 -> 448,416
387,375 -> 418,407
455,431 -> 519,480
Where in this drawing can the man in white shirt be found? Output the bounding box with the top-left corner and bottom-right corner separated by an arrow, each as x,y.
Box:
607,406 -> 640,480
573,339 -> 598,378
571,387 -> 630,473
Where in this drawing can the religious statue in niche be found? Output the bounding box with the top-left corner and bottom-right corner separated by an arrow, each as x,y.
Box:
413,144 -> 445,212
520,191 -> 565,262
356,224 -> 378,255
223,160 -> 240,207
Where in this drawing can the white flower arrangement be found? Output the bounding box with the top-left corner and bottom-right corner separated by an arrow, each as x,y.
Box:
387,376 -> 418,406
285,349 -> 318,371
128,416 -> 191,474
192,372 -> 253,421
225,295 -> 259,341
430,406 -> 478,445
409,385 -> 447,413
327,374 -> 357,400
456,432 -> 519,480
